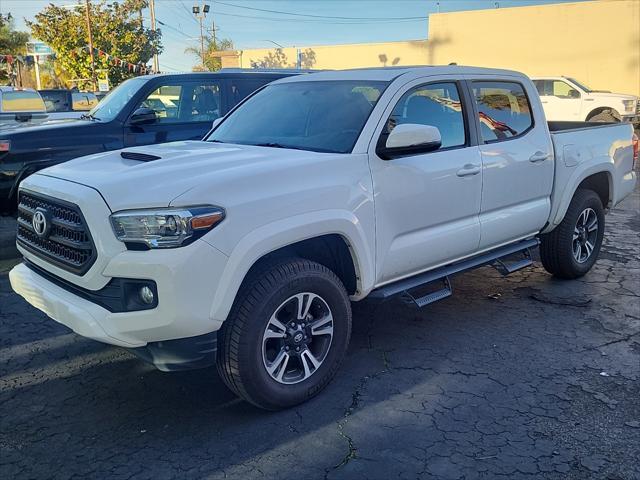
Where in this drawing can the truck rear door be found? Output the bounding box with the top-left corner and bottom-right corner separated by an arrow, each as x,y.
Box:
468,78 -> 554,249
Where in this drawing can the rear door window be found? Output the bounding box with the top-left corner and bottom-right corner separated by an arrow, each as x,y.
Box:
228,77 -> 273,110
472,81 -> 533,143
40,91 -> 70,112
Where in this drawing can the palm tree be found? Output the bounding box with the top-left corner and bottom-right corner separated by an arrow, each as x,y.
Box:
185,37 -> 234,72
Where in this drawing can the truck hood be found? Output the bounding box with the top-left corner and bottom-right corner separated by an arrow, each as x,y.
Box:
585,92 -> 638,101
0,116 -> 85,134
35,140 -> 330,211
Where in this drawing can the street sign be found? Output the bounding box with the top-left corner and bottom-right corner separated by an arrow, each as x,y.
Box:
97,70 -> 110,92
26,42 -> 54,56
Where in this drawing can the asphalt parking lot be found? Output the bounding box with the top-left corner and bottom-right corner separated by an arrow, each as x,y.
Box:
0,182 -> 638,480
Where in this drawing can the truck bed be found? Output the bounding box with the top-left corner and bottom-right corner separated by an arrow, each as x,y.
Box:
545,120 -> 636,231
547,120 -> 618,132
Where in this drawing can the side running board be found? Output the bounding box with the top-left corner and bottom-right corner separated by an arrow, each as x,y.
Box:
369,238 -> 539,307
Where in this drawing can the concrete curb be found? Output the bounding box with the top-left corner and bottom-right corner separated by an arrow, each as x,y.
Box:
0,215 -> 18,261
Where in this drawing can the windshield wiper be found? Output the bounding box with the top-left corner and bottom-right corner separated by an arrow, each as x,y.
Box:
80,113 -> 101,121
252,142 -> 313,151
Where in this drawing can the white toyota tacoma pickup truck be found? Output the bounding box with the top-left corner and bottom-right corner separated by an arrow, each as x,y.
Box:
9,66 -> 638,409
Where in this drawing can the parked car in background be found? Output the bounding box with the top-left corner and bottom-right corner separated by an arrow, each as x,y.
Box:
0,86 -> 48,129
0,69 -> 306,211
9,66 -> 637,409
94,91 -> 108,102
39,89 -> 99,119
532,76 -> 640,123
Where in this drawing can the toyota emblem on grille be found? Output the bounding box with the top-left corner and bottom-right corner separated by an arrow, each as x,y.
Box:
32,208 -> 51,238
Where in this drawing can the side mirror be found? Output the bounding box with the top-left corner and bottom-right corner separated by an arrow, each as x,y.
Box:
211,117 -> 223,129
129,107 -> 157,125
568,89 -> 580,99
378,123 -> 442,159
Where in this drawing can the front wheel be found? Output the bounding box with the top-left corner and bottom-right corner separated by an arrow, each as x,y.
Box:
587,110 -> 619,123
217,258 -> 352,410
540,189 -> 605,279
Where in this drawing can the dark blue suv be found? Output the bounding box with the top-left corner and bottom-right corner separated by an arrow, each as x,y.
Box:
0,70 -> 303,211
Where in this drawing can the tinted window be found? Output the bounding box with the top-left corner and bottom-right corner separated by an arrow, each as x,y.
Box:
209,80 -> 387,154
472,81 -> 533,143
40,91 -> 70,112
229,77 -> 272,107
1,90 -> 46,112
387,82 -> 466,149
138,82 -> 221,123
141,85 -> 182,122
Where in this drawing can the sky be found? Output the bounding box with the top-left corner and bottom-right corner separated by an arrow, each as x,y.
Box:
2,0 -> 586,72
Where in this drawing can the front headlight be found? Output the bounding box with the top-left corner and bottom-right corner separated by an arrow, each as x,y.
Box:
622,99 -> 635,113
110,206 -> 225,249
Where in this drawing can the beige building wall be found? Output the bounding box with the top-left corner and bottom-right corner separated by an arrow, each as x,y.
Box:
226,40 -> 428,70
220,0 -> 639,96
428,0 -> 640,96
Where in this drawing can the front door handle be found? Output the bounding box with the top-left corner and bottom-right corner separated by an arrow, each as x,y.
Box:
456,164 -> 481,177
529,151 -> 550,163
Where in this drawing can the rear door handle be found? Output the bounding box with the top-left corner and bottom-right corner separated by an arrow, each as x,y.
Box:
456,164 -> 481,177
529,151 -> 550,163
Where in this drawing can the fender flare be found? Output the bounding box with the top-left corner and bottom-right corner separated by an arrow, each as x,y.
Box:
543,164 -> 614,233
585,106 -> 621,122
207,209 -> 375,323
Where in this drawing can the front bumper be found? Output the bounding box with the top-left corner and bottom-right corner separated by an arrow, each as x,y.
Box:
10,238 -> 230,348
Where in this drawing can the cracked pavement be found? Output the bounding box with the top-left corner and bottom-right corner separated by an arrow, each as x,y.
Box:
1,182 -> 639,480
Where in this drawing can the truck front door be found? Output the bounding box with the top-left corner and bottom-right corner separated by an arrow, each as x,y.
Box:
369,78 -> 483,284
534,79 -> 583,121
124,80 -> 222,147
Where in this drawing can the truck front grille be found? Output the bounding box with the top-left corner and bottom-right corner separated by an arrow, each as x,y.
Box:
17,191 -> 96,275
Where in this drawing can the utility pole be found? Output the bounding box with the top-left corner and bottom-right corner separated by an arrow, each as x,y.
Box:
149,0 -> 159,73
192,4 -> 210,69
84,0 -> 97,91
34,55 -> 42,89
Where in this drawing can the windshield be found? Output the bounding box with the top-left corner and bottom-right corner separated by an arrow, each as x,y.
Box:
566,77 -> 592,92
208,80 -> 388,153
88,77 -> 147,121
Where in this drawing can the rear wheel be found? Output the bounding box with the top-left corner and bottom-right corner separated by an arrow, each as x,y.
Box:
217,257 -> 352,410
540,189 -> 605,279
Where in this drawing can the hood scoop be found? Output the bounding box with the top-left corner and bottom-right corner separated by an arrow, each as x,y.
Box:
121,151 -> 162,162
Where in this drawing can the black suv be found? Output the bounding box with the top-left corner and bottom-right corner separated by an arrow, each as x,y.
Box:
0,70 -> 303,211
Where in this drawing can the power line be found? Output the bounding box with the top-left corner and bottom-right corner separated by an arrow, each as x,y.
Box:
213,1 -> 428,21
210,9 -> 425,25
157,18 -> 195,39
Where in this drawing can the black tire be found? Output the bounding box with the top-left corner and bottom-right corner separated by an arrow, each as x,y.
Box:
540,189 -> 605,279
216,257 -> 352,410
587,110 -> 619,123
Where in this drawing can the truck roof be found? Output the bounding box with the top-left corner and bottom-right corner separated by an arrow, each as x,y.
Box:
274,65 -> 526,83
134,69 -> 307,80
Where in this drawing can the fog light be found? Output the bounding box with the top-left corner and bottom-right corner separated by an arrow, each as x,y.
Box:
139,286 -> 155,305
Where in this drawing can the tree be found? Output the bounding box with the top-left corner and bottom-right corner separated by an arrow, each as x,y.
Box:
186,36 -> 234,72
28,0 -> 162,89
0,14 -> 30,84
250,48 -> 316,70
